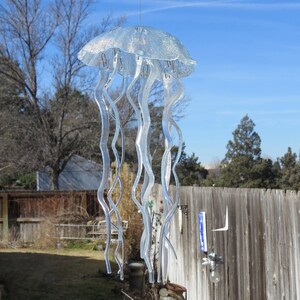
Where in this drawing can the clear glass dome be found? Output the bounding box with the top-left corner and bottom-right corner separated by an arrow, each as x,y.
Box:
78,26 -> 196,79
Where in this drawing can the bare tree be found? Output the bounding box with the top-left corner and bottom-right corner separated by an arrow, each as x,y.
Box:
0,0 -> 190,190
0,55 -> 41,179
0,0 -> 57,104
0,0 -> 126,189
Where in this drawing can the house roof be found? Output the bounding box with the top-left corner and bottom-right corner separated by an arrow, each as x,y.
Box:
37,155 -> 103,191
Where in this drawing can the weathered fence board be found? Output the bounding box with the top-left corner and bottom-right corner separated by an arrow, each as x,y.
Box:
150,186 -> 300,300
0,191 -> 99,243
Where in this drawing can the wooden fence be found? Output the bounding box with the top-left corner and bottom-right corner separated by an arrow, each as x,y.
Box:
149,185 -> 300,300
0,190 -> 99,242
1,187 -> 300,299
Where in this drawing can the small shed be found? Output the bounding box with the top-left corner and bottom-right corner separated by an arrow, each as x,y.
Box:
37,155 -> 102,191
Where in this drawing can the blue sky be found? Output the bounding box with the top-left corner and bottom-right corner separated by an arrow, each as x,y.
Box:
89,0 -> 300,166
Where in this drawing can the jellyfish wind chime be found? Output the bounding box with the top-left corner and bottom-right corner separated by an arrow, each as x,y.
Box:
78,26 -> 196,284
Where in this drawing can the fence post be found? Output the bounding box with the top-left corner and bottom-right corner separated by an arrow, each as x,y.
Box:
81,192 -> 87,211
81,191 -> 87,210
2,193 -> 8,240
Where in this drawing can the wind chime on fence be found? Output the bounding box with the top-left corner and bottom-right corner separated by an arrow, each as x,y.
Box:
199,206 -> 229,283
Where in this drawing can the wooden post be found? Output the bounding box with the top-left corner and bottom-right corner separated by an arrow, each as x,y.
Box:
2,193 -> 8,240
81,192 -> 87,212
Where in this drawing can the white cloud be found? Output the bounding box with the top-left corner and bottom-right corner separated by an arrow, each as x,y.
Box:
216,109 -> 300,116
123,0 -> 300,16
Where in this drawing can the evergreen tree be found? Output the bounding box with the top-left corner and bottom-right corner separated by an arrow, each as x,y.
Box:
218,115 -> 275,188
249,158 -> 278,188
279,147 -> 300,190
223,115 -> 261,163
175,145 -> 208,186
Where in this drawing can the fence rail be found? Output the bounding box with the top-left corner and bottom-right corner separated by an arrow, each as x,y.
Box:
53,221 -> 128,240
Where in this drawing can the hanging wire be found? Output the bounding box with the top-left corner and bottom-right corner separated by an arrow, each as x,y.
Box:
139,0 -> 142,26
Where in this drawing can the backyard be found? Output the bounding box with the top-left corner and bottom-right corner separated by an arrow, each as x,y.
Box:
0,247 -> 124,300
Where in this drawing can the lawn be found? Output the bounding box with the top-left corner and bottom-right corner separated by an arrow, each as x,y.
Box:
0,247 -> 124,300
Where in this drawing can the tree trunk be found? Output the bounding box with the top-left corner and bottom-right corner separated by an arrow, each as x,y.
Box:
51,168 -> 60,190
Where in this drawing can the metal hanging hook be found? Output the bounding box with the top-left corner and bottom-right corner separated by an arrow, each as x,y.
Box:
212,206 -> 228,232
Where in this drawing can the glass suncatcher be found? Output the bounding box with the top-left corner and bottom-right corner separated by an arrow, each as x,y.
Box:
78,26 -> 196,284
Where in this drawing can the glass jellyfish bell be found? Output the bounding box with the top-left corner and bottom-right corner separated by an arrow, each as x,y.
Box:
78,26 -> 196,284
78,26 -> 195,74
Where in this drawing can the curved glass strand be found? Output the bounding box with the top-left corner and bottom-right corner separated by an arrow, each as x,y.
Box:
134,73 -> 154,278
162,79 -> 184,283
158,75 -> 184,283
103,88 -> 125,280
157,80 -> 172,284
94,70 -> 112,274
125,59 -> 151,266
170,116 -> 183,218
157,76 -> 175,283
137,76 -> 149,262
137,59 -> 158,283
106,51 -> 123,212
100,51 -> 125,279
110,77 -> 126,209
163,103 -> 184,284
160,77 -> 173,284
125,61 -> 144,212
161,117 -> 183,283
139,169 -> 149,260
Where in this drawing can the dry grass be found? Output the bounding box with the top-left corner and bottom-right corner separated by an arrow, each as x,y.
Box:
0,248 -> 123,300
34,197 -> 93,248
113,163 -> 143,262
